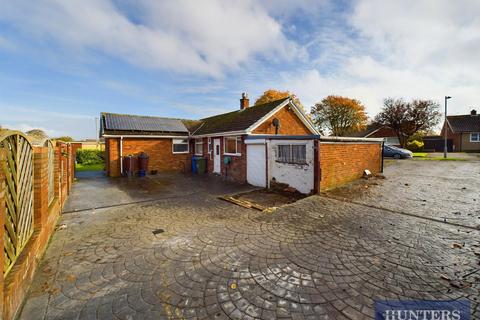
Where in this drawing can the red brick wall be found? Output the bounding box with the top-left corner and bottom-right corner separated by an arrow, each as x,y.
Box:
253,106 -> 312,135
319,142 -> 382,191
2,144 -> 66,320
105,137 -> 191,177
106,138 -> 120,177
220,136 -> 247,183
441,124 -> 462,151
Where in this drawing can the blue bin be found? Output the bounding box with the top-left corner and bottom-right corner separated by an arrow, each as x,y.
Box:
191,156 -> 198,174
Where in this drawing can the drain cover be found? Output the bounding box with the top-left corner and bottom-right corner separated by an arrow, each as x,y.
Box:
152,228 -> 165,235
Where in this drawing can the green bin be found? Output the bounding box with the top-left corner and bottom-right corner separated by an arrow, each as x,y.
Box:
196,157 -> 207,174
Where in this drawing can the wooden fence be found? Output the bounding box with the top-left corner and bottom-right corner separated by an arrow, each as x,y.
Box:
0,131 -> 75,320
0,131 -> 34,276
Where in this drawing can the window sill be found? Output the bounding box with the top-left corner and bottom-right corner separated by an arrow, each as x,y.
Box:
173,151 -> 189,154
224,153 -> 241,157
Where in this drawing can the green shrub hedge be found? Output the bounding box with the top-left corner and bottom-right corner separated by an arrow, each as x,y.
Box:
406,140 -> 424,152
76,149 -> 105,165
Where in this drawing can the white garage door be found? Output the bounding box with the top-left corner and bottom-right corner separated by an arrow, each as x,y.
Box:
247,144 -> 266,187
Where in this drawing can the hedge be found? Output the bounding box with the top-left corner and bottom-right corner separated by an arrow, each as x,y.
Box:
76,149 -> 105,165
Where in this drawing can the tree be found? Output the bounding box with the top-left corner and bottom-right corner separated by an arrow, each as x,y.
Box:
55,136 -> 74,142
254,89 -> 303,108
310,95 -> 368,136
374,98 -> 441,147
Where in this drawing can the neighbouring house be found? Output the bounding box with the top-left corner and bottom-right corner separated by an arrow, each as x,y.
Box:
71,138 -> 105,150
100,93 -> 383,193
441,109 -> 480,152
350,124 -> 400,146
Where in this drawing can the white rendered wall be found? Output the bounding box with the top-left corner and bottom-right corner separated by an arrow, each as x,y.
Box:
268,140 -> 314,194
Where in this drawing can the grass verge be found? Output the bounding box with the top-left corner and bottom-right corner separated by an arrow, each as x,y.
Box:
412,152 -> 428,158
413,157 -> 467,161
75,163 -> 104,171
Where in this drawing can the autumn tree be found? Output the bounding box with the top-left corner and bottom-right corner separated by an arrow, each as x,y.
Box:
310,95 -> 368,136
374,98 -> 441,147
254,89 -> 303,108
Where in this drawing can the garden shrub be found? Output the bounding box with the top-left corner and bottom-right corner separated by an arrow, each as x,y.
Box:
406,140 -> 424,152
76,149 -> 105,165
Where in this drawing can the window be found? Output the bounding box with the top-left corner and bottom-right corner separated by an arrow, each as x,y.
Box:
195,139 -> 203,155
277,144 -> 307,164
172,139 -> 189,153
224,136 -> 241,155
470,133 -> 480,142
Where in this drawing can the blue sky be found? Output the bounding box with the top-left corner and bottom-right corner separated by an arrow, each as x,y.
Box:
1,0 -> 479,139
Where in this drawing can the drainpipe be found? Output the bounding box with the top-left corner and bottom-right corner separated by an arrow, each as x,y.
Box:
120,136 -> 124,175
266,139 -> 270,189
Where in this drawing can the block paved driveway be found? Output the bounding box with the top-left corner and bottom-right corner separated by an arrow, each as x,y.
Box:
20,163 -> 479,319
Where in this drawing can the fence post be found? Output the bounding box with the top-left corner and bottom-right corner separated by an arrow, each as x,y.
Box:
0,149 -> 6,319
33,147 -> 49,229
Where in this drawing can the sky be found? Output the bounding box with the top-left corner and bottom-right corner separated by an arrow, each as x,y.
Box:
0,0 -> 479,139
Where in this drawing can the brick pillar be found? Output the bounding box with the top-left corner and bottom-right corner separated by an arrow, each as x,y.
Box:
0,149 -> 6,319
33,147 -> 49,229
53,146 -> 61,203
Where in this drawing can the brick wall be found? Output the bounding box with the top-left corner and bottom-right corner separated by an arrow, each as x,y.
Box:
253,106 -> 311,135
220,136 -> 247,183
1,141 -> 73,320
441,124 -> 462,151
319,142 -> 382,191
105,137 -> 191,177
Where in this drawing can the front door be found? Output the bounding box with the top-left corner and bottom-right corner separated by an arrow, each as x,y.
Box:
213,138 -> 221,173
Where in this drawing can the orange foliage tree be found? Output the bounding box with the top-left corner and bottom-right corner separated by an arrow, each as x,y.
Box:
311,95 -> 368,136
254,89 -> 303,108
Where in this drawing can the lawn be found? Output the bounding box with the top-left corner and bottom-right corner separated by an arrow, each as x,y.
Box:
75,163 -> 104,171
412,152 -> 428,158
413,157 -> 467,161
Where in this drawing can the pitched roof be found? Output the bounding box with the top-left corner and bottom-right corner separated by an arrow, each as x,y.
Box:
193,97 -> 290,135
348,123 -> 383,137
100,97 -> 296,137
447,114 -> 480,132
101,113 -> 189,135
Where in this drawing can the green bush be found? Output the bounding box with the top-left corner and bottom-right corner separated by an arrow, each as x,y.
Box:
76,149 -> 104,165
406,140 -> 424,152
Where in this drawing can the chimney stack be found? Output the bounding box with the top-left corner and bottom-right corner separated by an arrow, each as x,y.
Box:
471,109 -> 477,116
240,92 -> 249,110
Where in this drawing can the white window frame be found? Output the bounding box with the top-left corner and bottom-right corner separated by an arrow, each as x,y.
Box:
276,144 -> 307,165
194,138 -> 203,155
470,132 -> 480,142
207,138 -> 213,159
224,136 -> 242,156
172,138 -> 189,154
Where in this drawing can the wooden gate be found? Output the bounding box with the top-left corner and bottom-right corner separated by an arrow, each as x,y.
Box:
1,131 -> 34,275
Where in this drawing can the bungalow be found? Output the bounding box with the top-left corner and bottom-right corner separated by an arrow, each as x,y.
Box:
100,94 -> 318,184
101,94 -> 383,193
441,109 -> 480,152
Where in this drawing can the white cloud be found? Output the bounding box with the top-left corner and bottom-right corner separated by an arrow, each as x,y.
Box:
0,0 -> 302,77
275,0 -> 480,119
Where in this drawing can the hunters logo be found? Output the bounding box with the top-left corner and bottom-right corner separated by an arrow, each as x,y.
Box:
374,300 -> 471,320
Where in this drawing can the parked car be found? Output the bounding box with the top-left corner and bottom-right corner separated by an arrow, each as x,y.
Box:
383,145 -> 413,159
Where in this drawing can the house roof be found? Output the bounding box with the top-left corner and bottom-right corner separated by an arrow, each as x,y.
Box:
348,123 -> 386,138
101,113 -> 189,135
193,97 -> 290,135
100,96 -> 314,137
447,114 -> 480,133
